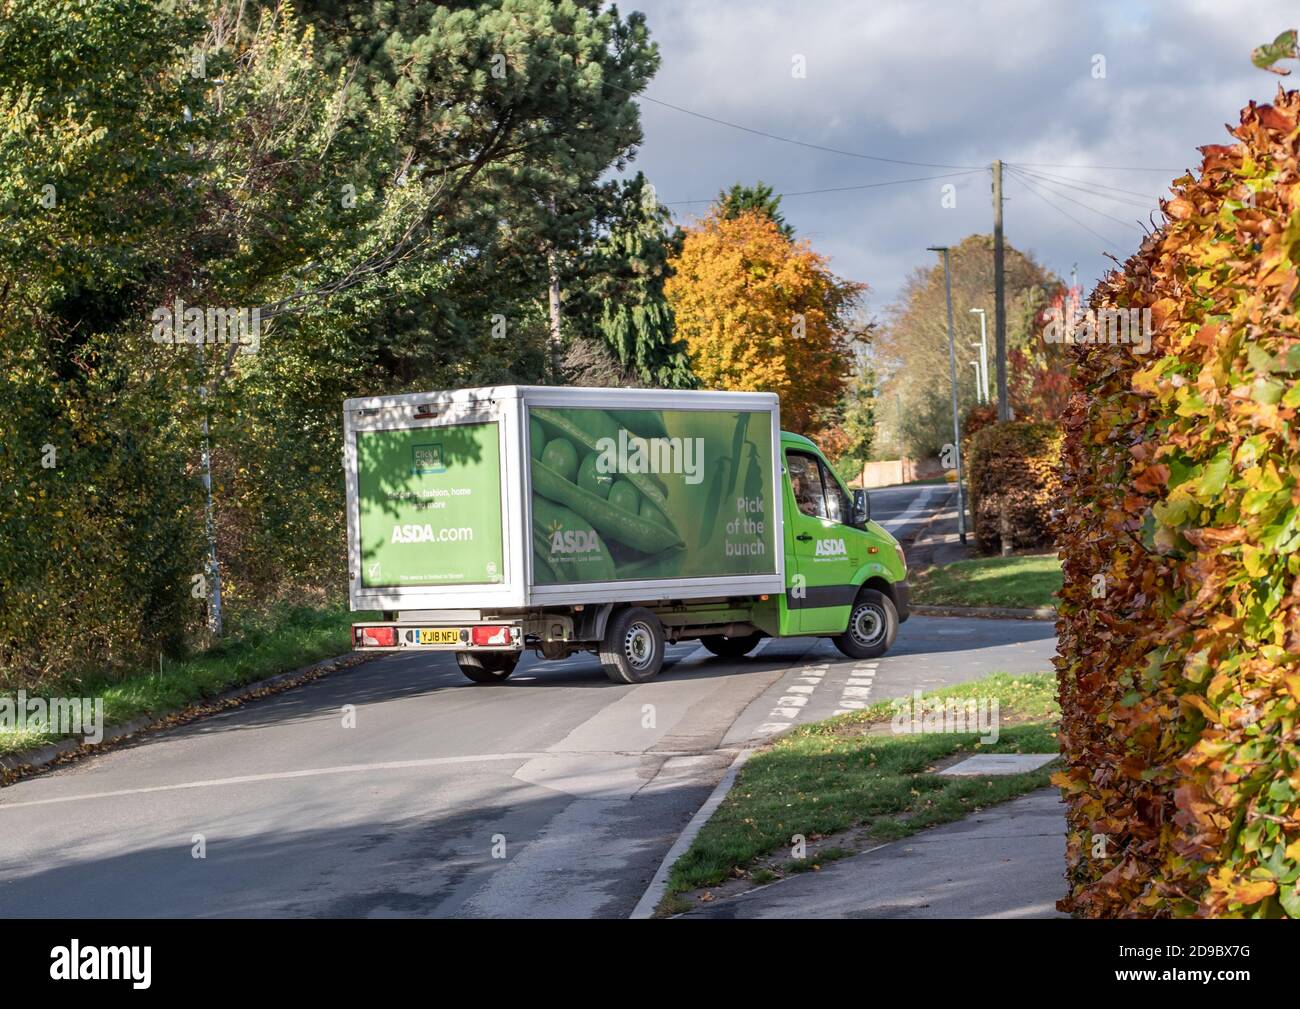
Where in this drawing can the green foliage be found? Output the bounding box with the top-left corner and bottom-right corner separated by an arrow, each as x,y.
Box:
0,0 -> 664,690
566,174 -> 695,388
821,366 -> 876,479
715,181 -> 793,238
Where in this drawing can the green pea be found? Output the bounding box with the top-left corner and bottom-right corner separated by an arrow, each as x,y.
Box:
639,498 -> 668,527
531,495 -> 616,582
577,452 -> 615,499
531,407 -> 677,532
541,437 -> 578,483
533,463 -> 682,554
530,418 -> 546,460
608,479 -> 640,516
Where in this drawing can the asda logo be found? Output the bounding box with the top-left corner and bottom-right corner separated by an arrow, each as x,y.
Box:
391,524 -> 473,543
815,538 -> 847,557
550,529 -> 602,554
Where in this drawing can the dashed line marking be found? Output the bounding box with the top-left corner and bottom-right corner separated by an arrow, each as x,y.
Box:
834,659 -> 881,716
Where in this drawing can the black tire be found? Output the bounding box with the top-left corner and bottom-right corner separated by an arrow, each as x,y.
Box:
455,651 -> 520,684
832,589 -> 899,660
599,607 -> 665,684
699,632 -> 763,659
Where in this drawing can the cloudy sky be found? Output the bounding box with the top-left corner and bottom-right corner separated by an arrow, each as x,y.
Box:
621,0 -> 1296,314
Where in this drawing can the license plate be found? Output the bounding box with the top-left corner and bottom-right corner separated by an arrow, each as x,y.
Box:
418,629 -> 461,645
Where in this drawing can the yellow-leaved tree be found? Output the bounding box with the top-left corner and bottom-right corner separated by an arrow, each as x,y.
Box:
664,209 -> 866,433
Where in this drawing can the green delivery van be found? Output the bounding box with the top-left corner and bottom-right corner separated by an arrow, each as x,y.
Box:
344,386 -> 909,684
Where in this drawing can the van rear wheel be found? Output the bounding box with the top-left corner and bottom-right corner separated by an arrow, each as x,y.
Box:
699,633 -> 763,659
832,589 -> 898,660
599,607 -> 665,684
455,651 -> 519,684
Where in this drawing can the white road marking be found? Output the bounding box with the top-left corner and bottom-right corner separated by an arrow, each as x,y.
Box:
0,748 -> 705,811
879,486 -> 942,536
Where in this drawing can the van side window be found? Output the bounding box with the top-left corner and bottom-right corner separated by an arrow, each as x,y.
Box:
787,452 -> 828,519
822,464 -> 853,524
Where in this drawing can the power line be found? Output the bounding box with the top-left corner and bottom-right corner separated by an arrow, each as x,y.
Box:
1008,165 -> 1164,201
1007,170 -> 1123,248
603,80 -> 984,170
1009,167 -> 1157,209
664,168 -> 986,206
1009,160 -> 1182,172
1005,166 -> 1145,229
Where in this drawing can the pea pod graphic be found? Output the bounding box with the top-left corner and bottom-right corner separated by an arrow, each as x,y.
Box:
697,455 -> 732,548
615,548 -> 687,580
534,461 -> 683,554
533,545 -> 558,583
743,441 -> 765,507
609,410 -> 669,440
531,407 -> 674,521
728,412 -> 751,496
531,495 -> 617,581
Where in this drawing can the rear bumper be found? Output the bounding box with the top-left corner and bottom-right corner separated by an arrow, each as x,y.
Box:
352,621 -> 523,651
893,579 -> 911,623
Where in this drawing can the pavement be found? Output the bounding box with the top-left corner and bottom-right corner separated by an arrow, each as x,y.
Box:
0,482 -> 1066,919
681,788 -> 1068,919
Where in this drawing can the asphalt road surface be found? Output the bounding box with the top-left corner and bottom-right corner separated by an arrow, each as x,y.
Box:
0,482 -> 1041,920
869,482 -> 955,542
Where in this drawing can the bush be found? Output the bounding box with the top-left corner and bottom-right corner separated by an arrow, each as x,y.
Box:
1054,88 -> 1300,918
965,421 -> 1062,554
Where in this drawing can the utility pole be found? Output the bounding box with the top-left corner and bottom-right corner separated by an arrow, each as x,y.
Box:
195,357 -> 222,637
970,307 -> 989,403
992,160 -> 1009,421
929,245 -> 967,545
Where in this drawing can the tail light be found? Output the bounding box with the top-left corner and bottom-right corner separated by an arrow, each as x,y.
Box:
472,625 -> 511,646
356,625 -> 396,647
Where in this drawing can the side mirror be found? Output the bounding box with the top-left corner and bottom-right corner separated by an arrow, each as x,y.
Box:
852,488 -> 870,528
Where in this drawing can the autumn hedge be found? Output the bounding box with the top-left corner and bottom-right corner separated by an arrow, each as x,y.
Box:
1054,88 -> 1300,918
965,421 -> 1062,555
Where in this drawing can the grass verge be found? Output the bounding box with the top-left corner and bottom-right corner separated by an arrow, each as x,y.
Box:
1,604 -> 370,758
661,672 -> 1060,909
911,552 -> 1061,609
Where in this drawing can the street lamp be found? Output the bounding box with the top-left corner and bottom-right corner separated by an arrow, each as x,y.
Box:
970,307 -> 990,404
927,245 -> 967,545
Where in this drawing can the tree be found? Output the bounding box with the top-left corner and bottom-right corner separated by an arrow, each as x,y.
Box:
820,366 -> 877,482
716,181 -> 794,238
665,209 -> 865,433
565,173 -> 694,388
0,0 -> 670,686
873,234 -> 1059,458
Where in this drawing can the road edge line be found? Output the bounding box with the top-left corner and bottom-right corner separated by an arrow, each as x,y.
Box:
629,746 -> 754,920
0,651 -> 380,785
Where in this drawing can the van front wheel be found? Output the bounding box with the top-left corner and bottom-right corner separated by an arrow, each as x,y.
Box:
832,589 -> 898,660
600,607 -> 665,684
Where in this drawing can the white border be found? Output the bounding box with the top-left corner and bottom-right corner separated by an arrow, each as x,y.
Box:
343,386 -> 785,611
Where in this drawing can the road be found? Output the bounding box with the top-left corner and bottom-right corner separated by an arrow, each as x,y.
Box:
869,482 -> 954,543
0,485 -> 1050,919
